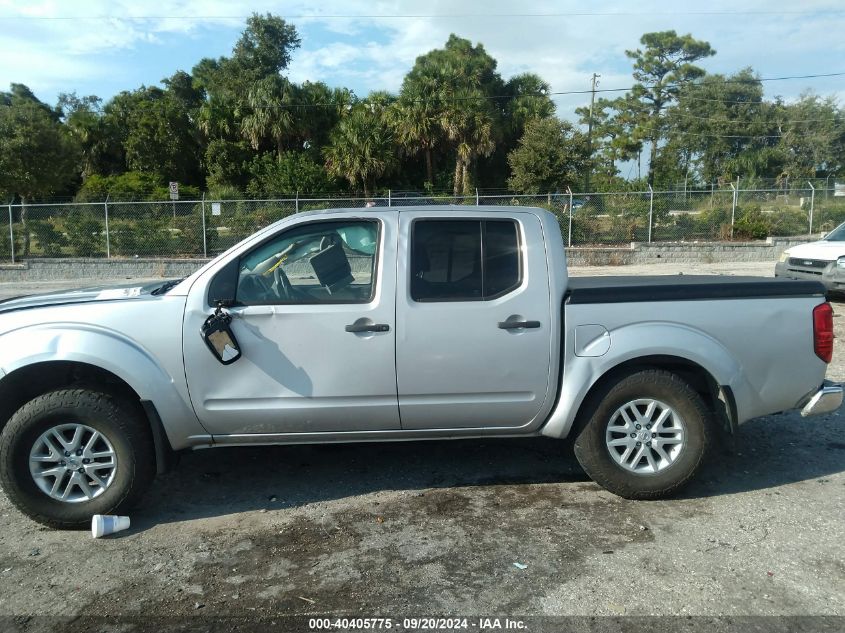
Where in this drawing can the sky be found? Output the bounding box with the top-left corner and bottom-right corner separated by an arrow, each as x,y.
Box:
2,0 -> 845,133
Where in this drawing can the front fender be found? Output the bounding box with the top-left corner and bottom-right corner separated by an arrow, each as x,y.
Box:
541,321 -> 756,438
0,323 -> 207,450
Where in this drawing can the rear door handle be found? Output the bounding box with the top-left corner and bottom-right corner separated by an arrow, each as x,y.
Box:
345,322 -> 390,333
498,320 -> 541,330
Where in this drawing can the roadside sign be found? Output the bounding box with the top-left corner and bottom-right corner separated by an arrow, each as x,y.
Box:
835,182 -> 845,197
169,181 -> 179,201
211,202 -> 221,216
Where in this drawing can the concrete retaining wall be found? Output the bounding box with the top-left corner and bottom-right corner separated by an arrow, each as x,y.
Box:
0,258 -> 210,282
565,237 -> 808,267
0,237 -> 813,281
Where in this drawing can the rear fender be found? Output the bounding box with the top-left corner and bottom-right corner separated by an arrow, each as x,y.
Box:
541,322 -> 754,438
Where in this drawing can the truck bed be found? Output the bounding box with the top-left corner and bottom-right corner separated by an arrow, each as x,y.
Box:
566,275 -> 826,304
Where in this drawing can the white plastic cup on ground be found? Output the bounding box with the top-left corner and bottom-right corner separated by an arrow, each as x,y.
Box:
91,514 -> 130,538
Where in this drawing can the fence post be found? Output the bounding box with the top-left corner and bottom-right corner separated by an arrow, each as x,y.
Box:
201,192 -> 207,258
104,195 -> 111,258
475,188 -> 479,206
566,186 -> 573,247
7,200 -> 13,264
647,185 -> 654,243
710,182 -> 714,209
808,181 -> 815,237
295,191 -> 299,213
388,189 -> 392,207
729,181 -> 737,240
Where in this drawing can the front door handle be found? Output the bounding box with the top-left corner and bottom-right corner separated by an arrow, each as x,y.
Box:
498,319 -> 541,330
345,322 -> 390,333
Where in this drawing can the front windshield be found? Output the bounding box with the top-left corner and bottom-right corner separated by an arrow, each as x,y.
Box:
825,223 -> 845,241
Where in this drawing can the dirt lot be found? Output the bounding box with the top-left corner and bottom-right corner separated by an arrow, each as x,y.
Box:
0,261 -> 843,629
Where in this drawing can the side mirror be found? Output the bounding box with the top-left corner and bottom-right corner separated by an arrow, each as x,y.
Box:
201,307 -> 241,365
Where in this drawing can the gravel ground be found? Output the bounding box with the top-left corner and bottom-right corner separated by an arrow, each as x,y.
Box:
0,261 -> 842,628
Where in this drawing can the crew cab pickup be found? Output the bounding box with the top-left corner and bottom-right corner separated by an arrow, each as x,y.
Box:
0,206 -> 840,529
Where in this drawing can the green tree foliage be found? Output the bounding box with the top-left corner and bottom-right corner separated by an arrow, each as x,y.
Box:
4,16 -> 845,212
401,35 -> 506,195
292,82 -> 352,152
58,92 -> 124,180
502,74 -> 555,140
240,76 -> 295,153
121,87 -> 201,184
620,31 -> 715,186
324,98 -> 398,197
75,172 -> 163,201
576,96 -> 642,188
0,88 -> 78,203
231,13 -> 301,81
0,89 -> 80,254
507,118 -> 588,193
64,210 -> 104,256
246,151 -> 336,196
391,75 -> 443,186
661,69 -> 771,183
776,93 -> 844,181
29,219 -> 66,256
204,140 -> 253,191
479,73 -> 556,190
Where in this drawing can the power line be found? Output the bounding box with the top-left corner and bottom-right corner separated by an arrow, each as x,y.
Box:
237,71 -> 845,109
602,121 -> 834,139
677,95 -> 774,104
616,122 -> 845,139
667,111 -> 839,124
648,131 -> 785,139
2,10 -> 841,21
546,72 -> 845,103
678,93 -> 841,105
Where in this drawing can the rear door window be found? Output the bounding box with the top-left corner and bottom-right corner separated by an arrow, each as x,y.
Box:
410,219 -> 521,302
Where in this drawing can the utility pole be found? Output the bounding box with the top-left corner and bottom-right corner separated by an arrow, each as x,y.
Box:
584,73 -> 600,193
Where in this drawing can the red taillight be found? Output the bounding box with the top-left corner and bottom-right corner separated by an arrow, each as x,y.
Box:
813,302 -> 834,363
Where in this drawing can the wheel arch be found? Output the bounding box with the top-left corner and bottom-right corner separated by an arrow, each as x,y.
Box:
576,355 -> 733,435
0,325 -> 208,454
542,352 -> 737,439
0,361 -> 176,474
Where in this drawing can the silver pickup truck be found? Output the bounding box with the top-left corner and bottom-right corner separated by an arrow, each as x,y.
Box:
0,206 -> 840,529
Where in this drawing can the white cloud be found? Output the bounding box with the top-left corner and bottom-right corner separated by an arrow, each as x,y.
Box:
286,0 -> 845,119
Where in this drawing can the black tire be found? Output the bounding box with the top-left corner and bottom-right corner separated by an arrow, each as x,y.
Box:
573,369 -> 711,500
0,389 -> 155,529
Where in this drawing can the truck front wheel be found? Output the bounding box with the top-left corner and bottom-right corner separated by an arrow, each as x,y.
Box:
573,369 -> 712,499
0,389 -> 155,529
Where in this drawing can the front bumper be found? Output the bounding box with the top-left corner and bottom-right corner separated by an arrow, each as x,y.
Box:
800,381 -> 844,417
775,260 -> 845,291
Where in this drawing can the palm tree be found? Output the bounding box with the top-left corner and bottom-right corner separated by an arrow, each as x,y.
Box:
504,73 -> 554,139
197,96 -> 234,140
441,89 -> 496,196
323,100 -> 397,198
240,75 -> 294,154
390,80 -> 442,185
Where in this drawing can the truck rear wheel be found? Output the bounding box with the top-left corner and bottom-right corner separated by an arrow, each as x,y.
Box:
0,389 -> 155,529
573,369 -> 711,499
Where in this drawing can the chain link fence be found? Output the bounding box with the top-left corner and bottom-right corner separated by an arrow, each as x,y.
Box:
3,186 -> 843,261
